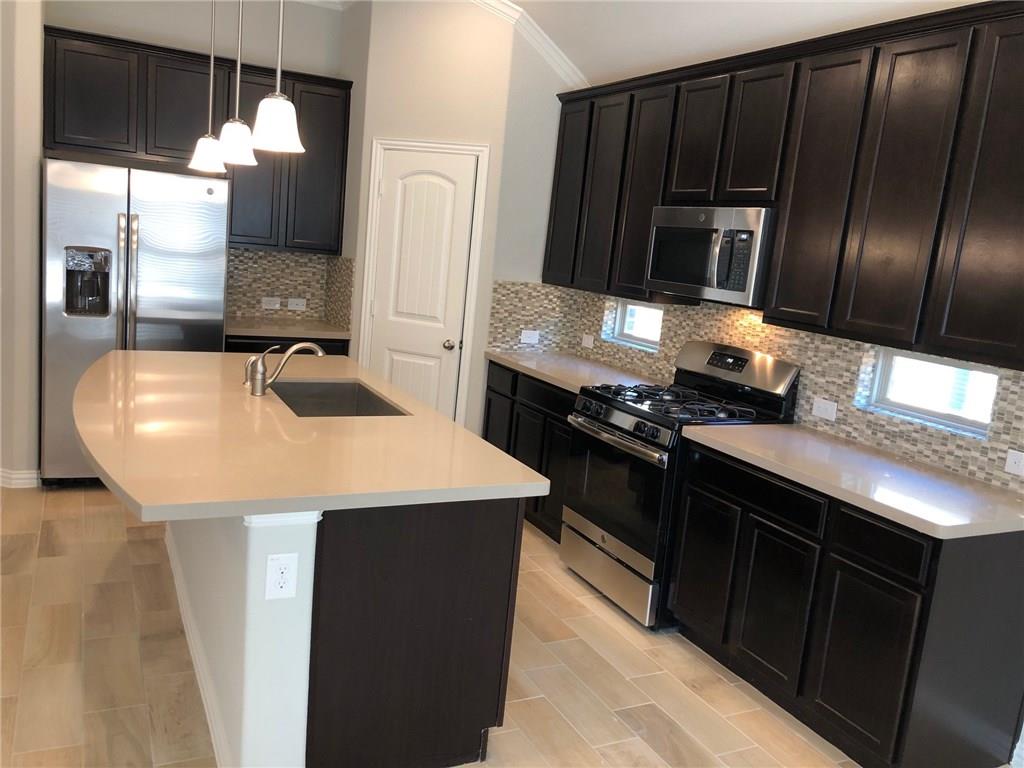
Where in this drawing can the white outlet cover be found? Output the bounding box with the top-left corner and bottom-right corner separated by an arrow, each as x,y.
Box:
265,552 -> 298,600
261,296 -> 281,310
287,297 -> 307,311
520,329 -> 540,345
812,397 -> 838,422
1005,449 -> 1024,477
581,334 -> 595,349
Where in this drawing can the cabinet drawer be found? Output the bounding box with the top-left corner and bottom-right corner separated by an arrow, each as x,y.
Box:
831,506 -> 932,586
689,449 -> 827,538
486,363 -> 517,397
517,375 -> 576,419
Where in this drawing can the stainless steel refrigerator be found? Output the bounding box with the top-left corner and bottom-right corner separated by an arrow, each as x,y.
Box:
41,159 -> 228,480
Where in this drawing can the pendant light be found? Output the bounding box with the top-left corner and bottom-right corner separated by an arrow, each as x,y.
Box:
219,0 -> 257,165
188,0 -> 226,173
251,0 -> 304,153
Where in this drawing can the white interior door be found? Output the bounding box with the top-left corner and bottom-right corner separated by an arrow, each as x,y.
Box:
365,147 -> 479,417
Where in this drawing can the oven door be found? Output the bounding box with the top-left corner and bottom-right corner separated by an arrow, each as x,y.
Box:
563,415 -> 668,573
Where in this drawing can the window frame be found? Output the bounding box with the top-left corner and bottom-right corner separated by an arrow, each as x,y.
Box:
869,348 -> 998,437
609,299 -> 663,352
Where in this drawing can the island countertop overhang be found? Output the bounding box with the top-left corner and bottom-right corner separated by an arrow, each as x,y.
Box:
73,350 -> 549,521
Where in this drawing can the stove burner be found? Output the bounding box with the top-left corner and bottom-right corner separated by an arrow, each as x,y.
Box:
592,383 -> 759,424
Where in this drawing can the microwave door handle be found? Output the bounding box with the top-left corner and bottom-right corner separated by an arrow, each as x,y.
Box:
705,228 -> 724,287
567,414 -> 669,468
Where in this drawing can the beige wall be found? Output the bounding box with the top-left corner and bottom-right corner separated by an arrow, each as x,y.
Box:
0,0 -> 43,481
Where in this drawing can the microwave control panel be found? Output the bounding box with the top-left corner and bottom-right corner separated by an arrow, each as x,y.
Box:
724,230 -> 753,292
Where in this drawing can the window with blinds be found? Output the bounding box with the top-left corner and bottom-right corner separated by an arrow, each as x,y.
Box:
870,349 -> 998,436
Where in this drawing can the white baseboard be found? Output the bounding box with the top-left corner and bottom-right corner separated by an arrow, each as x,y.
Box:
1,468 -> 40,488
164,526 -> 229,767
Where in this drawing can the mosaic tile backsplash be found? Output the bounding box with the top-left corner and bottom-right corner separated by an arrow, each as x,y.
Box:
488,280 -> 1024,492
226,248 -> 351,328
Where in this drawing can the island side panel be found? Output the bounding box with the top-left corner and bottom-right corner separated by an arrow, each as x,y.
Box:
306,498 -> 524,768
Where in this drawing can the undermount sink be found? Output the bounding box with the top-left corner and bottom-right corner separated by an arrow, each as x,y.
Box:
270,381 -> 408,418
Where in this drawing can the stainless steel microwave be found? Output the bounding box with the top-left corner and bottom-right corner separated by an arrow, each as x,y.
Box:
644,206 -> 774,307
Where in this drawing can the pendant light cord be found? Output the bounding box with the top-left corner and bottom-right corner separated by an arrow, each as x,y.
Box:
207,0 -> 216,134
275,0 -> 284,93
234,0 -> 244,119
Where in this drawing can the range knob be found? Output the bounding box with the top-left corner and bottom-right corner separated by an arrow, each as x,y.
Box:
580,400 -> 592,414
633,421 -> 648,437
592,403 -> 605,418
648,426 -> 661,441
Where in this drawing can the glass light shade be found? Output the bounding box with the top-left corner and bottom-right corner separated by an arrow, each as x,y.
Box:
188,134 -> 226,173
252,93 -> 305,153
218,119 -> 257,165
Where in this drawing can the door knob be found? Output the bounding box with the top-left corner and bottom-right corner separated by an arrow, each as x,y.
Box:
442,339 -> 456,351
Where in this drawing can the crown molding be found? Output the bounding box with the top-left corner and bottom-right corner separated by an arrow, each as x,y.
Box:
473,0 -> 589,90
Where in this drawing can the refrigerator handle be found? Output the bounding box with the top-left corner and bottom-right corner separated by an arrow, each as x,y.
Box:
126,213 -> 140,349
115,213 -> 128,349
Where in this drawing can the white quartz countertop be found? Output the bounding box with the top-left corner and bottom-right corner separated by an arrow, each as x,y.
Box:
225,316 -> 351,340
73,351 -> 548,521
485,349 -> 653,393
682,424 -> 1024,539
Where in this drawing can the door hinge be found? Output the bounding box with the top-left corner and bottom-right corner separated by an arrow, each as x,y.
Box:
368,298 -> 375,318
376,175 -> 383,198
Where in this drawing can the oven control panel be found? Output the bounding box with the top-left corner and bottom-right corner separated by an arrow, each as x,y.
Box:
574,397 -> 675,449
706,351 -> 749,373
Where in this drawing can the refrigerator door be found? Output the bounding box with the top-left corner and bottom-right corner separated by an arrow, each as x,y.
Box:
41,160 -> 129,479
127,170 -> 227,351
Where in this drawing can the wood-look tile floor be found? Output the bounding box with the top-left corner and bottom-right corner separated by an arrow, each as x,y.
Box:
1,485 -> 214,768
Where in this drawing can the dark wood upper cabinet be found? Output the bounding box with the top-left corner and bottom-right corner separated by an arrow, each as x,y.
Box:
609,85 -> 675,299
716,62 -> 794,201
228,73 -> 286,247
921,18 -> 1024,369
832,28 -> 971,344
285,81 -> 349,253
48,37 -> 140,153
574,93 -> 632,292
145,54 -> 228,160
805,554 -> 922,762
543,101 -> 592,287
763,49 -> 874,328
664,74 -> 729,202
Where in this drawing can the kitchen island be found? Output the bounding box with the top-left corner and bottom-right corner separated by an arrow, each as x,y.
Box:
73,350 -> 549,768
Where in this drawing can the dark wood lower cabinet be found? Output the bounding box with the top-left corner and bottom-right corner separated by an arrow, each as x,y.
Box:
672,447 -> 1024,768
731,515 -> 819,696
307,499 -> 522,767
223,335 -> 349,356
511,402 -> 547,532
482,389 -> 514,453
537,418 -> 572,542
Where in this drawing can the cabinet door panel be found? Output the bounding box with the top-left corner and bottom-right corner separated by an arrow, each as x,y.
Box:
511,404 -> 547,534
807,555 -> 922,761
732,515 -> 819,695
537,418 -> 572,543
50,38 -> 139,152
665,75 -> 729,202
285,82 -> 349,253
146,54 -> 228,160
671,486 -> 741,644
716,62 -> 794,201
543,101 -> 592,287
922,18 -> 1024,368
228,73 -> 286,247
833,29 -> 971,343
610,85 -> 675,299
764,48 -> 873,327
574,93 -> 632,292
482,390 -> 514,453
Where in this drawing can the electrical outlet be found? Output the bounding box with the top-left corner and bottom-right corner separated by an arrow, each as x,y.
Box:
520,329 -> 540,345
287,297 -> 307,311
265,553 -> 298,600
812,397 -> 838,422
581,334 -> 595,349
261,296 -> 281,310
1005,449 -> 1024,478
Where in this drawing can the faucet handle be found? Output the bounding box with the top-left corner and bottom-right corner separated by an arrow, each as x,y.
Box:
243,355 -> 259,386
256,345 -> 281,374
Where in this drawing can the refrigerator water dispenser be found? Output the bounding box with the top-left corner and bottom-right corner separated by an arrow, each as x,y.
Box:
64,246 -> 111,316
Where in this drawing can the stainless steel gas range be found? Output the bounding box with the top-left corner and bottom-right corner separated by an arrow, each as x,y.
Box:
559,340 -> 801,627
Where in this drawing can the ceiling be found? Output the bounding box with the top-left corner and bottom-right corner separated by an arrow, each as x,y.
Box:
515,0 -> 983,86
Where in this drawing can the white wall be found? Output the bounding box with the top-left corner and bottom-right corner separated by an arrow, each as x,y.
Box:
0,0 -> 43,484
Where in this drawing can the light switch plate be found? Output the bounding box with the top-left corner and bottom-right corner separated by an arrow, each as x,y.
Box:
1005,449 -> 1024,477
520,329 -> 540,345
265,553 -> 298,600
287,298 -> 307,311
812,397 -> 838,422
581,334 -> 595,349
261,296 -> 281,310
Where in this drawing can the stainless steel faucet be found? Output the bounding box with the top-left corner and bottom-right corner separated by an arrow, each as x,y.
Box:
244,342 -> 326,396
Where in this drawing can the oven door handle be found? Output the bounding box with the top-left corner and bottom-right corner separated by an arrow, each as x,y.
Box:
568,414 -> 669,469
